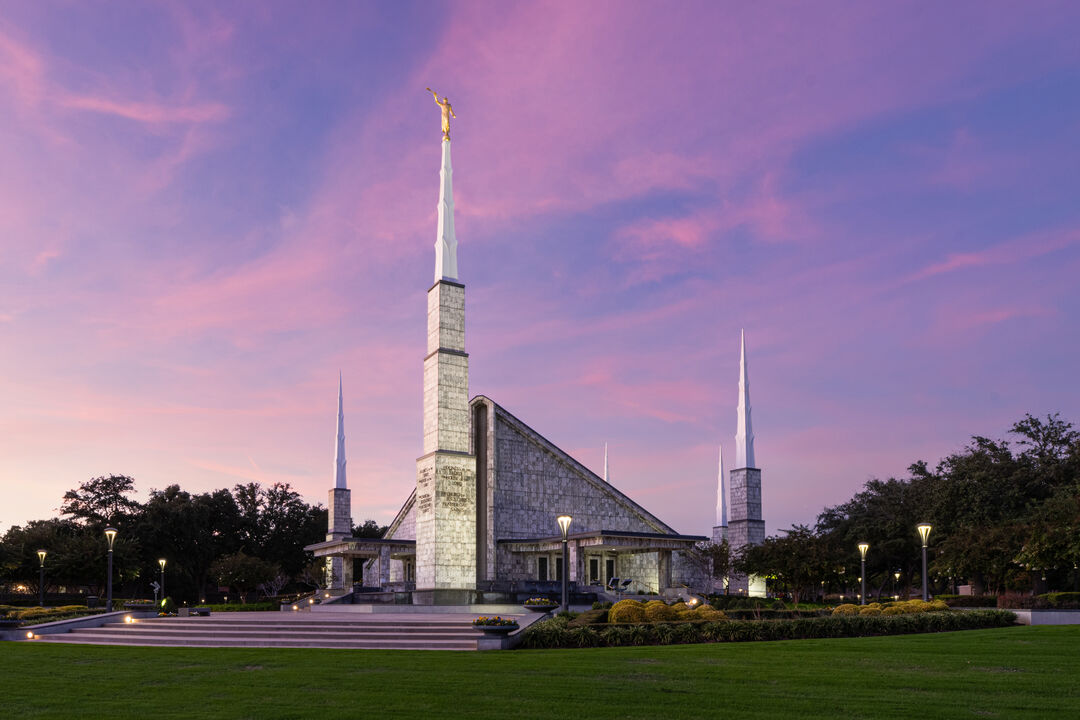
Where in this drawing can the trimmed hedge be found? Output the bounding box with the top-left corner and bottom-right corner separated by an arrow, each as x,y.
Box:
722,609 -> 830,621
516,610 -> 1017,649
937,594 -> 1000,608
999,592 -> 1080,610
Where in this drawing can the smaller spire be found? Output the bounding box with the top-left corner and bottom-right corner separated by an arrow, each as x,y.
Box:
603,443 -> 609,483
334,373 -> 347,489
716,444 -> 727,528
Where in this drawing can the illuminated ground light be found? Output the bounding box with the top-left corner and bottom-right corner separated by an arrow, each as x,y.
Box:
26,631 -> 34,639
124,616 -> 134,624
291,604 -> 299,611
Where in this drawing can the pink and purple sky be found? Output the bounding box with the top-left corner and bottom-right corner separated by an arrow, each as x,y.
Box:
2,2 -> 1079,536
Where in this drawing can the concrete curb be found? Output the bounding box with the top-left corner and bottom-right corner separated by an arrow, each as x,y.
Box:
1,610 -> 158,641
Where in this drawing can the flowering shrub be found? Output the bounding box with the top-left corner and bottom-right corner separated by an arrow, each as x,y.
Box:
523,598 -> 558,606
832,604 -> 859,616
472,615 -> 519,627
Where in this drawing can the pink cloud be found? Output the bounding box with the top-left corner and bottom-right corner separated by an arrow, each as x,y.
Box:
909,226 -> 1080,282
58,93 -> 229,125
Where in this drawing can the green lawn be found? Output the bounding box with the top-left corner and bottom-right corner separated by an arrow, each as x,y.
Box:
2,626 -> 1077,719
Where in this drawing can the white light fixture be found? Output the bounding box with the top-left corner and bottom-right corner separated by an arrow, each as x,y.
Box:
104,527 -> 118,549
557,515 -> 572,540
917,523 -> 932,547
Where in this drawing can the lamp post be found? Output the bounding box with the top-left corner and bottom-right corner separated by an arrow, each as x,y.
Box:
37,550 -> 47,607
894,570 -> 901,600
158,558 -> 167,603
104,526 -> 118,611
857,543 -> 869,605
917,523 -> 932,601
557,515 -> 572,613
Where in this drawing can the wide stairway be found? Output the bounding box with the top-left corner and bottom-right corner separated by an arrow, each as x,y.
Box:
33,612 -> 501,650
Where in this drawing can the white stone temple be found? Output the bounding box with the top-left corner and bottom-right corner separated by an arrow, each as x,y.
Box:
307,116 -> 768,602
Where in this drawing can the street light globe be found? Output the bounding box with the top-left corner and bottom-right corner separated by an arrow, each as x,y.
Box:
37,549 -> 47,564
557,515 -> 572,540
104,526 -> 118,549
917,523 -> 932,546
858,542 -> 869,560
158,558 -> 167,570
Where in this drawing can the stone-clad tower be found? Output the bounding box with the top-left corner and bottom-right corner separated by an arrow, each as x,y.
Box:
327,374 -> 352,591
414,134 -> 477,604
728,330 -> 765,595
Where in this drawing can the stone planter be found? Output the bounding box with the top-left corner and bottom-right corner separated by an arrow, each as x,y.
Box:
473,624 -> 518,636
523,603 -> 558,613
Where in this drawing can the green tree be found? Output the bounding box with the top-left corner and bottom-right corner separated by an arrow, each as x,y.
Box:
210,552 -> 280,603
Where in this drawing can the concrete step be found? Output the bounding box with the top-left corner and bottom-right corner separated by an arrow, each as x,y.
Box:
31,612 -> 510,649
95,622 -> 475,635
35,633 -> 477,650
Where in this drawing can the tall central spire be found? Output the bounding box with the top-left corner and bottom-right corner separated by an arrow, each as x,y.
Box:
434,139 -> 458,281
334,372 -> 347,489
735,329 -> 755,469
603,443 -> 609,483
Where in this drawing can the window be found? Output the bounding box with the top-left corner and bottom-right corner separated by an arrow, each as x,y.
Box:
606,558 -> 615,582
589,558 -> 599,584
555,556 -> 563,582
538,556 -> 549,582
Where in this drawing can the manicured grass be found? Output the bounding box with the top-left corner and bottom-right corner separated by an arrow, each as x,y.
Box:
3,626 -> 1078,719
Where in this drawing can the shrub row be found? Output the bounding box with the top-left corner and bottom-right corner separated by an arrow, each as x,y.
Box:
936,594 -> 1000,608
722,609 -> 831,620
833,599 -> 949,616
517,610 -> 1017,649
197,602 -> 279,612
998,592 -> 1080,610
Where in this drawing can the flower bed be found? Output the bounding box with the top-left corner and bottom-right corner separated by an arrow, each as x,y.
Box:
517,609 -> 1017,649
472,615 -> 519,627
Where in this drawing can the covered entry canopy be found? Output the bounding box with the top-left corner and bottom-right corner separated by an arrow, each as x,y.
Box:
499,530 -> 707,594
499,529 -> 706,554
304,537 -> 416,590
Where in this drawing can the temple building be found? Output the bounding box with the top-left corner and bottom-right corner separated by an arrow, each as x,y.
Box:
306,102 -> 766,602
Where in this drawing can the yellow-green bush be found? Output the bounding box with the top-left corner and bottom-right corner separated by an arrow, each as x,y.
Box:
608,599 -> 646,624
644,602 -> 678,622
693,607 -> 727,621
859,606 -> 882,616
882,606 -> 904,616
832,603 -> 859,616
669,602 -> 689,612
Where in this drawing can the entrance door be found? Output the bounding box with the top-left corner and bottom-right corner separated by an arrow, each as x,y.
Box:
555,556 -> 563,582
589,558 -> 599,584
606,558 -> 615,583
538,556 -> 549,581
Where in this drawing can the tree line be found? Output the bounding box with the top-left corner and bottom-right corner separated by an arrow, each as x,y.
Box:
0,476 -> 386,603
706,414 -> 1080,602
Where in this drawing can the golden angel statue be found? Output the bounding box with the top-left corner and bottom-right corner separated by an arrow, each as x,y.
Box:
426,87 -> 455,140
